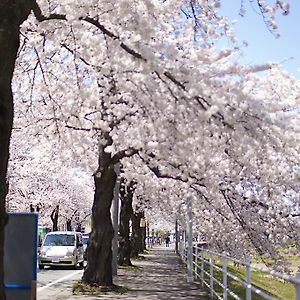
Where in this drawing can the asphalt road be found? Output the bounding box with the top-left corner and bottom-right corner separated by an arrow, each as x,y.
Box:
37,266 -> 84,300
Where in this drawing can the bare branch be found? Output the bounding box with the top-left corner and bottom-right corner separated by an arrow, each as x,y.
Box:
111,148 -> 139,164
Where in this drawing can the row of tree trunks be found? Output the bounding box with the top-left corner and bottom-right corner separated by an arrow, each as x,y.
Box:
130,210 -> 146,257
118,177 -> 147,265
0,2 -> 34,298
118,179 -> 135,266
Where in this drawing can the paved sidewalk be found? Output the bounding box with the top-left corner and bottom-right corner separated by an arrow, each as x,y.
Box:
66,245 -> 209,300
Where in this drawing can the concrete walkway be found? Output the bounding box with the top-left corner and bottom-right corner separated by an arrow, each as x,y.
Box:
67,245 -> 209,300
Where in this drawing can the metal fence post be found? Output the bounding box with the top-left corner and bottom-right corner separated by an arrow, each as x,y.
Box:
245,257 -> 251,300
195,244 -> 199,279
201,250 -> 204,287
187,197 -> 193,283
223,253 -> 228,300
210,257 -> 214,298
183,231 -> 187,262
295,272 -> 300,300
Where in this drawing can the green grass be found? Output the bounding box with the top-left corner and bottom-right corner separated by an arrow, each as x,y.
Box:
118,264 -> 142,270
284,255 -> 300,274
199,261 -> 295,300
251,246 -> 300,275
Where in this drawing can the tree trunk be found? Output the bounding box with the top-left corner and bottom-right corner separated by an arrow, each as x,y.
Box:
50,205 -> 59,231
118,179 -> 134,266
75,222 -> 81,232
175,219 -> 179,254
0,2 -> 33,298
130,211 -> 144,257
66,219 -> 72,231
82,152 -> 116,286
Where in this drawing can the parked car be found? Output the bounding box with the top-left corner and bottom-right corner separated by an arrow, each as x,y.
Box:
38,231 -> 84,269
82,234 -> 89,260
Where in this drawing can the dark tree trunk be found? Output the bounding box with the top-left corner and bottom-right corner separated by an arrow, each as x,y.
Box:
0,2 -> 33,298
66,219 -> 72,231
118,179 -> 135,266
82,150 -> 116,286
50,205 -> 59,231
130,211 -> 144,257
75,223 -> 81,232
175,219 -> 179,254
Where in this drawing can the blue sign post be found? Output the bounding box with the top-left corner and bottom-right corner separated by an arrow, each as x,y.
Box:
4,213 -> 38,300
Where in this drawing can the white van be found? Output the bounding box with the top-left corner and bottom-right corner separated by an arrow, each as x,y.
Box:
38,231 -> 84,269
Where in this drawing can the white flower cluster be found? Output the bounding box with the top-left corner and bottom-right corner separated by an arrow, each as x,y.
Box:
10,0 -> 299,262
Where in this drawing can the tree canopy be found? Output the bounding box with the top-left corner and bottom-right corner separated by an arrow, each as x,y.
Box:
0,0 -> 299,294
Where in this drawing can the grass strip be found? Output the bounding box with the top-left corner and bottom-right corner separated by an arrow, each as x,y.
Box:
73,282 -> 129,295
199,261 -> 295,300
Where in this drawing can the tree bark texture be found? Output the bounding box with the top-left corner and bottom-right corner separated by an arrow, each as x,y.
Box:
0,1 -> 33,298
118,179 -> 134,266
82,151 -> 116,286
130,211 -> 144,257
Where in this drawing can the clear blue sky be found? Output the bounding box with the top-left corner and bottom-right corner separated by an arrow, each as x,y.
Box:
218,1 -> 300,78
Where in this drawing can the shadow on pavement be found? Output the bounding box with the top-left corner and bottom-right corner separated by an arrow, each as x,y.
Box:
110,245 -> 209,300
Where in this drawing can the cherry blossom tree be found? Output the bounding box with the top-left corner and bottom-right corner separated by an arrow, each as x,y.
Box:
0,2 -> 36,298
7,129 -> 94,229
0,0 -> 294,296
119,64 -> 300,259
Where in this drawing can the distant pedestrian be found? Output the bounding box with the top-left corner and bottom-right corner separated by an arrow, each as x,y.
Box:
165,236 -> 170,247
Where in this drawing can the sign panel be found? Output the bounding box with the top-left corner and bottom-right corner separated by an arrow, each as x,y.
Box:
4,213 -> 38,300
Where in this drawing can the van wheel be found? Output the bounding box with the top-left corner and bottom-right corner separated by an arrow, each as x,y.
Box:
39,264 -> 44,270
79,261 -> 84,268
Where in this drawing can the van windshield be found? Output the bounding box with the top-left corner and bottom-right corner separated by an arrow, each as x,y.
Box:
43,234 -> 75,246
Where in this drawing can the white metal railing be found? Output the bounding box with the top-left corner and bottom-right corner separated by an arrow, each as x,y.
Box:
179,242 -> 300,300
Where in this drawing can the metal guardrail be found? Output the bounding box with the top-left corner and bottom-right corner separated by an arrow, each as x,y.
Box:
179,242 -> 300,300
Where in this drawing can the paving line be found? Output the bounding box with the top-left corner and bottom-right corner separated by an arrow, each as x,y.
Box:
37,270 -> 83,292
